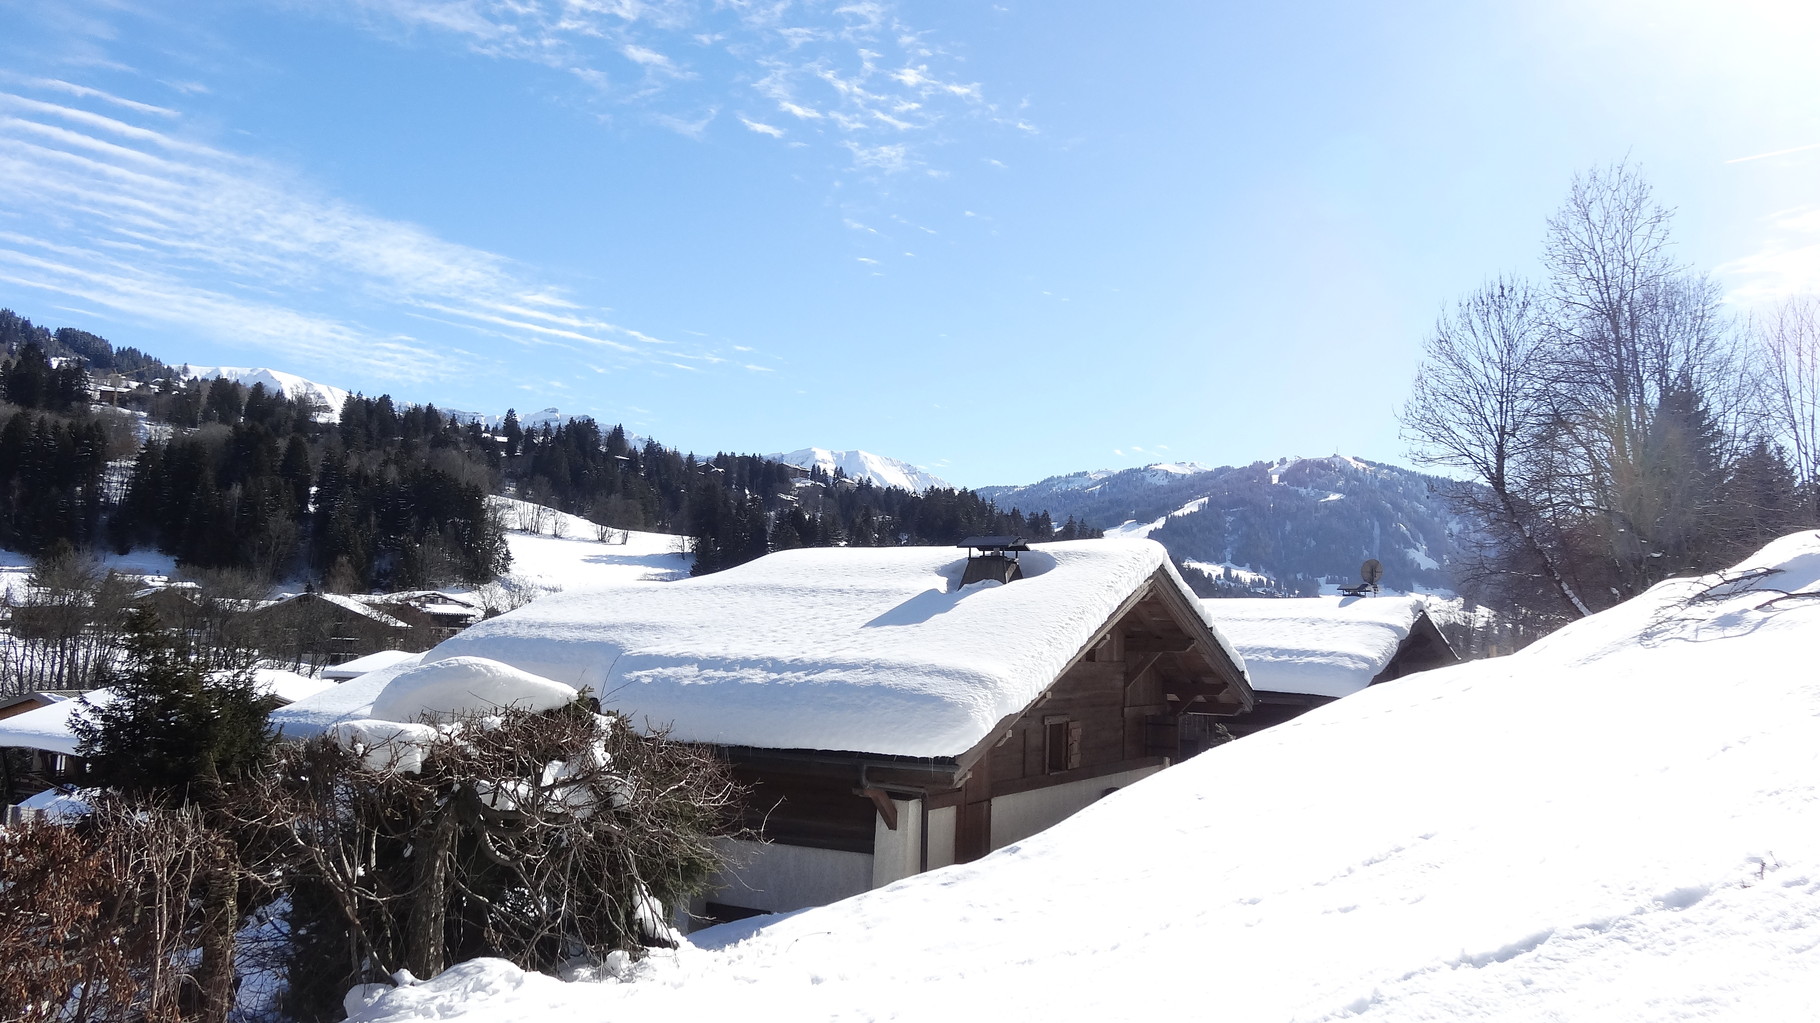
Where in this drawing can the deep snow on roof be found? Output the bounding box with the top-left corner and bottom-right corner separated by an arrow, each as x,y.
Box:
1200,594 -> 1428,697
346,530 -> 1820,1023
404,538 -> 1221,758
323,649 -> 423,680
0,669 -> 329,755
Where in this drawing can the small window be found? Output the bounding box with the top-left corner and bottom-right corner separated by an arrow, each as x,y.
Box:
1045,716 -> 1082,774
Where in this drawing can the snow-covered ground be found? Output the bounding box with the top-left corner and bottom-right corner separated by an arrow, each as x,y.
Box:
1104,495 -> 1210,539
481,497 -> 689,597
348,531 -> 1820,1023
0,547 -> 178,603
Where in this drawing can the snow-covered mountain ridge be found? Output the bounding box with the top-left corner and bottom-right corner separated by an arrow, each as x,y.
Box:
180,366 -> 351,418
982,455 -> 1467,596
765,447 -> 952,493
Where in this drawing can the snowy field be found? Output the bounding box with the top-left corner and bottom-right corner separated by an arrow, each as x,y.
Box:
480,497 -> 689,595
347,531 -> 1820,1023
0,500 -> 686,608
0,547 -> 178,603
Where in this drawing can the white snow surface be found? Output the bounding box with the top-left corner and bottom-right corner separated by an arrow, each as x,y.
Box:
180,366 -> 351,419
1105,495 -> 1210,540
766,447 -> 951,493
323,649 -> 423,680
413,539 -> 1212,758
346,533 -> 1820,1023
0,546 -> 179,603
1201,595 -> 1430,697
368,656 -> 578,722
484,497 -> 690,592
0,691 -> 114,756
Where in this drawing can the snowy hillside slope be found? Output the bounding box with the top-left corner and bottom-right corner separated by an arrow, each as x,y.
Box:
180,366 -> 351,419
481,497 -> 689,595
348,531 -> 1820,1023
766,447 -> 951,492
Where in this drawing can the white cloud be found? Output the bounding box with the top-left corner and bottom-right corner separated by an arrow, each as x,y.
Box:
0,84 -> 728,382
856,256 -> 879,264
1719,205 -> 1820,304
652,107 -> 718,138
741,116 -> 785,137
294,0 -> 1006,184
1725,141 -> 1820,164
778,100 -> 825,119
622,44 -> 678,71
844,141 -> 908,172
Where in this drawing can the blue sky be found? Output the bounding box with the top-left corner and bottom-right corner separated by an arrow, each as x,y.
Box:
2,0 -> 1817,487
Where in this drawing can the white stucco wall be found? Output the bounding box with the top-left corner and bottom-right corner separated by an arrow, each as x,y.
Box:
872,797 -> 923,888
926,805 -> 957,871
989,764 -> 1163,849
700,838 -> 874,916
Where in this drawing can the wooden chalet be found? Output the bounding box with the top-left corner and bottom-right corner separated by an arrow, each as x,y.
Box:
239,590 -> 417,668
1197,595 -> 1459,745
417,537 -> 1255,925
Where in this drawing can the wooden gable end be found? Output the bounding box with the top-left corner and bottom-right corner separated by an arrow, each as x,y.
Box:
965,567 -> 1254,802
1370,610 -> 1460,684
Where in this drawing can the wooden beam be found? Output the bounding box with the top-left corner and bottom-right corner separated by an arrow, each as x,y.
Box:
1125,634 -> 1195,654
1124,651 -> 1163,689
859,787 -> 899,831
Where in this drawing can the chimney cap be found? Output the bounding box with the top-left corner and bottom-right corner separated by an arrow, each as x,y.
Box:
958,535 -> 1029,553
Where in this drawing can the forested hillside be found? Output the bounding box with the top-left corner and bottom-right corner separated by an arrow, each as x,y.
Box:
0,308 -> 1053,591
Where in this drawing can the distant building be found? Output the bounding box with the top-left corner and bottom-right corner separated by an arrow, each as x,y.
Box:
1197,595 -> 1459,746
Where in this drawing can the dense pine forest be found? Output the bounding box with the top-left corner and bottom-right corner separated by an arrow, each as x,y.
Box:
0,309 -> 1066,591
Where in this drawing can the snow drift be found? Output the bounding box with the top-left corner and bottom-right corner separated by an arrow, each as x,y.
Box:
347,530 -> 1820,1022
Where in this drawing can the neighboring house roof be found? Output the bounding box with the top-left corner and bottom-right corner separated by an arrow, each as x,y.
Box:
277,539 -> 1248,759
1199,595 -> 1446,698
259,591 -> 412,629
0,670 -> 333,755
322,649 -> 423,681
0,691 -> 112,755
0,690 -> 86,721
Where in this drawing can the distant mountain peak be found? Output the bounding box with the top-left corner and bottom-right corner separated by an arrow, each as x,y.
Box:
179,365 -> 350,420
766,447 -> 951,493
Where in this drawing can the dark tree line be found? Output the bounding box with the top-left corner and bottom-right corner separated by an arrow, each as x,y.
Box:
4,307 -> 1080,590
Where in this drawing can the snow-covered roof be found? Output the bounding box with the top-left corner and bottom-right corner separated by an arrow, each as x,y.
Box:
323,649 -> 423,681
277,538 -> 1237,758
0,669 -> 333,755
0,690 -> 113,755
263,591 -> 411,628
1200,595 -> 1429,698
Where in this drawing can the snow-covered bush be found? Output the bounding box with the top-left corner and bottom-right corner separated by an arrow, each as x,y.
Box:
238,697 -> 742,1020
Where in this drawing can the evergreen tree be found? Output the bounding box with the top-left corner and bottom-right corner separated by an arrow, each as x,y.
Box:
73,608 -> 273,800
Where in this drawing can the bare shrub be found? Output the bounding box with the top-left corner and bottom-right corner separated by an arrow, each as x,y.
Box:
234,702 -> 742,1019
0,799 -> 233,1023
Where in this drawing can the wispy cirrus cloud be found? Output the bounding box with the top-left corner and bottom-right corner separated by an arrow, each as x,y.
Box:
0,85 -> 732,381
301,0 -> 1016,176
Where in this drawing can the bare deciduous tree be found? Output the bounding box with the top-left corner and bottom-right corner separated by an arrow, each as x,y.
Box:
1758,294 -> 1820,509
1404,163 -> 1776,626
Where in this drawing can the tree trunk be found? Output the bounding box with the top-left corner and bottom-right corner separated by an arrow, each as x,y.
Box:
404,803 -> 458,979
